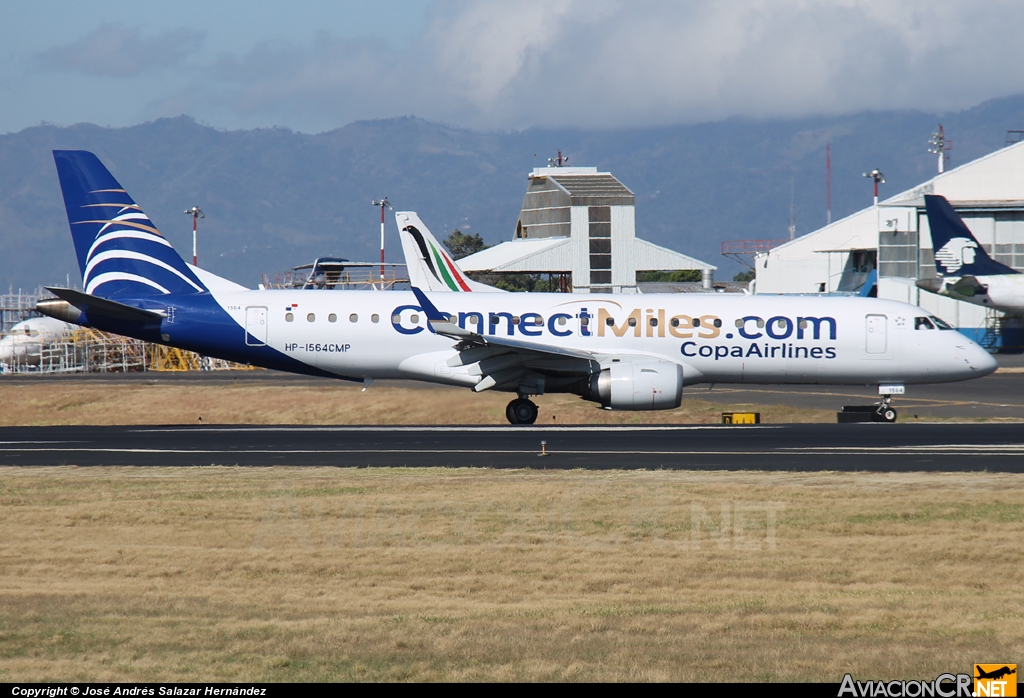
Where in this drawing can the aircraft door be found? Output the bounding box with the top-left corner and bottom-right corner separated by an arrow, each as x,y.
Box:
245,306 -> 268,346
865,314 -> 887,354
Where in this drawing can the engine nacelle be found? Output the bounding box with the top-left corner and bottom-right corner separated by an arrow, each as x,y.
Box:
586,360 -> 683,410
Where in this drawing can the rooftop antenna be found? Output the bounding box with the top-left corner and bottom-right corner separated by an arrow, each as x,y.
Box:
183,206 -> 205,266
863,169 -> 885,206
788,178 -> 796,240
826,142 -> 832,225
928,124 -> 952,173
548,150 -> 568,167
372,198 -> 393,281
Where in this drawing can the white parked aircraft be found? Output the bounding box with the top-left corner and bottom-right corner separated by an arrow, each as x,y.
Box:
38,151 -> 996,423
0,316 -> 74,369
916,194 -> 1024,312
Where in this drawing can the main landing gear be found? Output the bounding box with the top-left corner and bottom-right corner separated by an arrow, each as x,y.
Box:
506,397 -> 539,425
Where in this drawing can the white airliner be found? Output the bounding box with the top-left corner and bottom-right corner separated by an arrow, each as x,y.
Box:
37,151 -> 996,423
916,195 -> 1024,312
0,316 -> 74,370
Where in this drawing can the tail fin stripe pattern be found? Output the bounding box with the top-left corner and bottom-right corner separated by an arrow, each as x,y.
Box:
81,203 -> 142,210
74,218 -> 163,237
87,231 -> 173,262
428,245 -> 462,291
84,251 -> 204,293
85,272 -> 170,296
439,251 -> 472,291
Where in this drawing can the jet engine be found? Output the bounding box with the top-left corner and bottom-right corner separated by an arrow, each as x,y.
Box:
584,360 -> 683,410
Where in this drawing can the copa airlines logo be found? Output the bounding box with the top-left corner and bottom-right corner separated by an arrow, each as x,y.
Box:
934,236 -> 979,274
76,198 -> 204,297
390,303 -> 839,360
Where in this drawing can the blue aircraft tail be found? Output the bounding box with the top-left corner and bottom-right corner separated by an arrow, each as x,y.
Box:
53,150 -> 208,299
924,195 -> 1017,276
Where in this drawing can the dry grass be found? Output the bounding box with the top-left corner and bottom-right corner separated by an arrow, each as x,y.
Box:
1,467 -> 1021,682
0,380 -> 833,426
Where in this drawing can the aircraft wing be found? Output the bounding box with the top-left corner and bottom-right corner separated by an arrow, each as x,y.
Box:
412,287 -> 598,392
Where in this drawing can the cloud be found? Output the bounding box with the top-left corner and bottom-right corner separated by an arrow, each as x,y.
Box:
146,0 -> 1024,131
37,22 -> 204,78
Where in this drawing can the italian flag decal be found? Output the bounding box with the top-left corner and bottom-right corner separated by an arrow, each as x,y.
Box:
428,240 -> 472,291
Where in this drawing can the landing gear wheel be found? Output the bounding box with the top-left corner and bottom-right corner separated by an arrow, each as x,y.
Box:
506,398 -> 539,425
880,407 -> 897,423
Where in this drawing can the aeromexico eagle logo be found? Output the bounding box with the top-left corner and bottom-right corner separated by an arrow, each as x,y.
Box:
76,193 -> 203,296
404,225 -> 472,291
934,236 -> 979,275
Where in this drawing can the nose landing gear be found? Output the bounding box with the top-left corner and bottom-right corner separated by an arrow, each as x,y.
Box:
877,395 -> 898,423
876,384 -> 904,422
506,398 -> 539,425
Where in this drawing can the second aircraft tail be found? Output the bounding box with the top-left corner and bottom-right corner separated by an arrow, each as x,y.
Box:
925,195 -> 1018,277
396,211 -> 499,292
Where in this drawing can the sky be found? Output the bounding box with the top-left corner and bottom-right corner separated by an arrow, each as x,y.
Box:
4,0 -> 1024,135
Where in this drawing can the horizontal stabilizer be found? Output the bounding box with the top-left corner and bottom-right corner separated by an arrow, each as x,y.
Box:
44,287 -> 165,323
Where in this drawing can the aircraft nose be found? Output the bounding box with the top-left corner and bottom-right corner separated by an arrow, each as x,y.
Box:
960,341 -> 998,377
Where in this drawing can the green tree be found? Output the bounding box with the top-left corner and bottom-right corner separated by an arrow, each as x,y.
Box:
733,270 -> 755,282
636,270 -> 703,283
443,229 -> 488,260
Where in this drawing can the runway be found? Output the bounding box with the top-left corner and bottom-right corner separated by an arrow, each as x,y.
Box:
2,423 -> 1024,471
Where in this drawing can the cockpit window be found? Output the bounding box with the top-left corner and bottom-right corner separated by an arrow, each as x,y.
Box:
914,317 -> 935,330
931,316 -> 955,330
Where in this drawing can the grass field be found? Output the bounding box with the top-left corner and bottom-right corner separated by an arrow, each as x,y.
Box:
0,380 -> 838,426
1,467 -> 1021,682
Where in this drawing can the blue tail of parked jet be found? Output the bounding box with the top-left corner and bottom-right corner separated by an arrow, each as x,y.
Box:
924,194 -> 1018,277
53,150 -> 207,299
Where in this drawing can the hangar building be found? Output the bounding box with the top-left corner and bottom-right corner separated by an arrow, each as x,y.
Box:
458,165 -> 715,294
755,139 -> 1024,349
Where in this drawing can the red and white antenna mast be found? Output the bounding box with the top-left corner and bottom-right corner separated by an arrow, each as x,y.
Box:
548,150 -> 568,167
184,206 -> 204,266
372,198 -> 393,281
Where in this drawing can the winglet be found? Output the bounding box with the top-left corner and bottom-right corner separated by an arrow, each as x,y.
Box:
411,286 -> 474,338
411,286 -> 443,321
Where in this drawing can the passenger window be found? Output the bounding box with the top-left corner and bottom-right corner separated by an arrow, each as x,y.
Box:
627,317 -> 637,327
328,313 -> 337,323
649,317 -> 658,327
349,313 -> 358,323
557,316 -> 567,326
915,317 -> 934,330
371,314 -> 379,323
411,314 -> 420,324
671,318 -> 680,327
306,313 -> 315,322
693,318 -> 701,327
606,318 -> 615,326
286,313 -> 294,322
391,314 -> 401,324
713,318 -> 722,328
533,317 -> 543,326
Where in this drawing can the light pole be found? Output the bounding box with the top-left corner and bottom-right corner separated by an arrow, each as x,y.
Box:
372,198 -> 392,280
184,206 -> 205,266
928,125 -> 951,174
862,169 -> 885,206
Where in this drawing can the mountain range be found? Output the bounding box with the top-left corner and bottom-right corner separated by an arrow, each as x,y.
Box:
3,94 -> 1024,291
